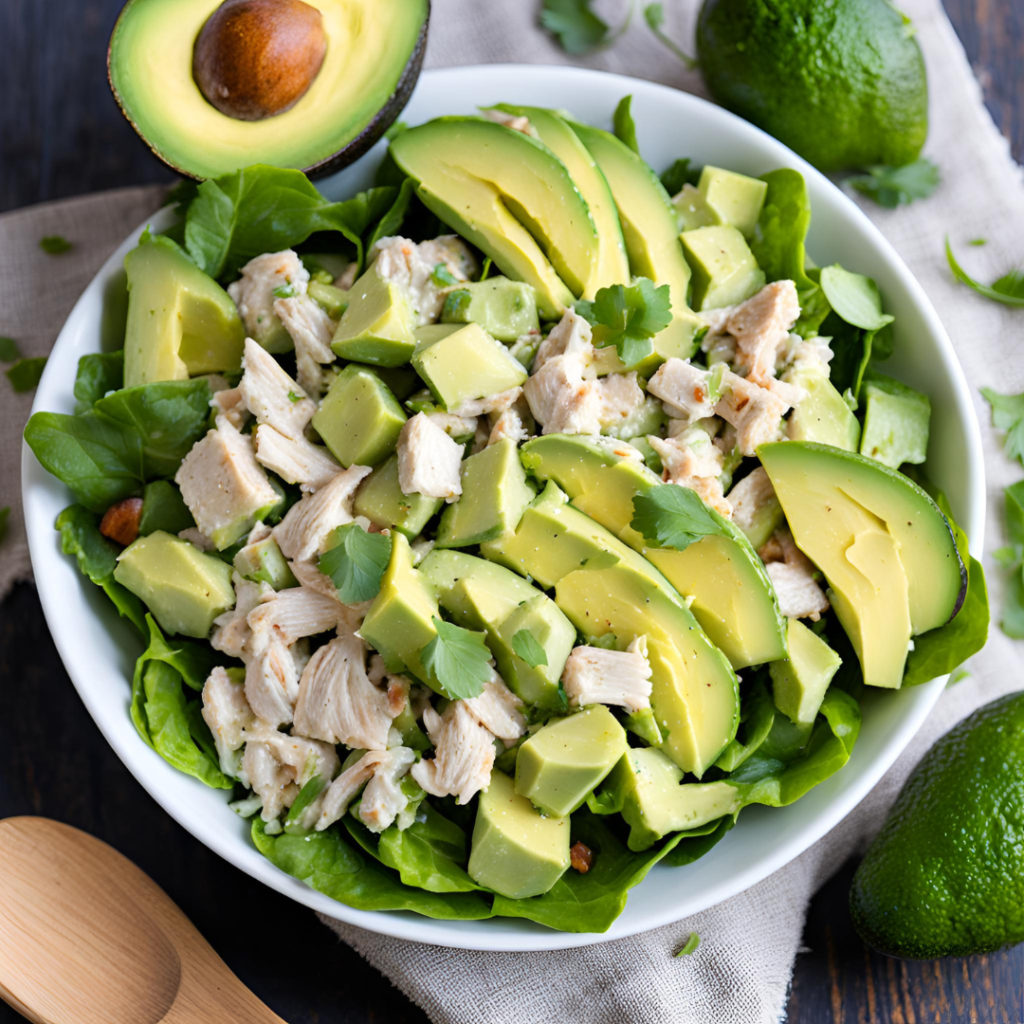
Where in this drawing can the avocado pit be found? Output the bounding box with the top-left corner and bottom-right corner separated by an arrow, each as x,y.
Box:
193,0 -> 327,121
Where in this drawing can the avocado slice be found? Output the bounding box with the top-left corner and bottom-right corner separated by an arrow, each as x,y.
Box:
233,533 -> 297,591
330,263 -> 418,368
858,371 -> 931,469
785,362 -> 860,451
124,232 -> 244,388
672,184 -> 720,232
680,225 -> 766,310
412,322 -> 527,411
515,705 -> 628,817
435,439 -> 536,549
601,747 -> 742,851
108,0 -> 429,180
521,435 -> 787,668
759,442 -> 967,686
113,530 -> 235,639
312,364 -> 406,468
696,166 -> 768,239
352,454 -> 441,539
390,118 -> 598,318
440,277 -> 540,342
769,619 -> 842,725
468,770 -> 570,899
562,117 -> 704,359
492,104 -> 631,298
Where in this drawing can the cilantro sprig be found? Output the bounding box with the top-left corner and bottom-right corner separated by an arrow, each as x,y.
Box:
512,629 -> 548,668
947,239 -> 1024,308
421,617 -> 493,700
997,481 -> 1024,639
631,484 -> 729,552
6,356 -> 48,393
318,523 -> 392,604
39,235 -> 73,255
643,3 -> 698,69
847,160 -> 939,208
981,388 -> 1024,465
576,277 -> 672,366
539,0 -> 631,54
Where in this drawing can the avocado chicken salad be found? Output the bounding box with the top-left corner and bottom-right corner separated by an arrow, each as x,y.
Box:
25,102 -> 985,933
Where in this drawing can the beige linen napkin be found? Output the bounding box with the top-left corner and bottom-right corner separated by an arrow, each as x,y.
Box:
2,0 -> 1022,1021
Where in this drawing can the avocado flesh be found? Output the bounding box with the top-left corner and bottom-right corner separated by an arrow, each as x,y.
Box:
858,371 -> 931,469
114,530 -> 235,639
563,118 -> 704,359
108,0 -> 429,179
672,184 -> 720,232
390,118 -> 598,318
468,770 -> 570,899
331,264 -> 417,368
123,233 -> 244,388
440,277 -> 540,341
515,706 -> 628,817
521,435 -> 787,668
697,166 -> 768,238
493,105 -> 631,298
602,747 -> 742,851
352,455 -> 441,539
759,442 -> 965,636
233,534 -> 297,591
680,225 -> 766,310
769,619 -> 842,725
785,364 -> 860,451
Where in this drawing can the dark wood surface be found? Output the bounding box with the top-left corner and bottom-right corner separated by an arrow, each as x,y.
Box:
1,2 -> 1022,1022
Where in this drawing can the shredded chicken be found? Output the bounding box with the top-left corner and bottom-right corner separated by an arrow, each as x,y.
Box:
397,412 -> 464,501
293,633 -> 398,749
227,250 -> 309,348
211,572 -> 272,659
371,235 -> 476,325
201,666 -> 255,777
247,585 -> 348,647
426,410 -> 479,440
239,337 -> 316,441
273,293 -> 337,399
727,280 -> 802,385
532,307 -> 594,372
273,463 -> 372,562
244,629 -> 302,727
647,427 -> 732,518
178,527 -> 215,551
175,415 -> 278,547
482,108 -> 536,136
727,467 -> 778,538
562,636 -> 653,713
210,386 -> 248,430
778,334 -> 834,377
411,701 -> 496,805
254,424 -> 340,492
463,674 -> 527,746
760,529 -> 830,621
715,369 -> 793,456
646,358 -> 719,423
448,386 -> 523,419
487,395 -> 535,447
357,747 -> 418,832
598,371 -> 646,427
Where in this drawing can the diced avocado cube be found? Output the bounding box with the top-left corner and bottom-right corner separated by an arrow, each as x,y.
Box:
113,530 -> 235,638
308,280 -> 349,320
623,707 -> 664,747
312,364 -> 406,468
672,183 -> 721,232
859,371 -> 931,469
360,533 -> 439,681
435,439 -> 536,548
233,534 -> 297,590
366,364 -> 419,401
412,322 -> 527,411
697,166 -> 768,239
515,705 -> 627,817
421,549 -> 536,630
331,263 -> 417,367
352,454 -> 441,538
769,618 -> 842,726
440,277 -> 540,342
139,480 -> 194,537
468,770 -> 570,899
600,395 -> 667,440
494,595 -> 575,707
786,363 -> 861,451
680,226 -> 766,311
601,747 -> 742,851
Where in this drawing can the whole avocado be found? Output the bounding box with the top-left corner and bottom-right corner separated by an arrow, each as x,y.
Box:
850,691 -> 1024,959
696,0 -> 928,173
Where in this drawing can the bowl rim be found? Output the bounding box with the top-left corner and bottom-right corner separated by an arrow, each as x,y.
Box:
22,63 -> 986,952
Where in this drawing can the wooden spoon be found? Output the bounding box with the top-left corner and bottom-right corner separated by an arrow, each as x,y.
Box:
0,817 -> 286,1024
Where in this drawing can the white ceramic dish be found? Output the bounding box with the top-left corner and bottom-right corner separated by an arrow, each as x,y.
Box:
23,65 -> 985,951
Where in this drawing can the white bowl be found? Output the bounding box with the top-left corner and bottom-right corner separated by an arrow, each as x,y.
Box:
23,65 -> 985,951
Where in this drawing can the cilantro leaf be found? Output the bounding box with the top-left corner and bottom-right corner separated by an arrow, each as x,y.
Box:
847,159 -> 939,208
613,95 -> 639,155
1006,480 -> 1024,547
999,481 -> 1024,640
660,158 -> 699,196
6,356 -> 47,393
631,484 -> 728,552
420,617 -> 492,700
540,0 -> 611,54
318,523 -> 392,604
0,337 -> 21,362
588,278 -> 672,367
512,629 -> 548,668
39,235 -> 73,255
643,3 -> 698,68
675,932 -> 701,957
431,262 -> 458,287
981,387 -> 1024,465
947,239 -> 1024,308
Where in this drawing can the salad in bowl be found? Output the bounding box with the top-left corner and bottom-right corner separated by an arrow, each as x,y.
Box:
24,98 -> 984,934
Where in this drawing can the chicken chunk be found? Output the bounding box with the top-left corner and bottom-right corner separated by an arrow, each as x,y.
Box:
211,571 -> 272,659
227,250 -> 309,348
238,337 -> 316,441
210,386 -> 248,430
397,412 -> 464,501
727,280 -> 802,385
597,371 -> 646,427
273,463 -> 371,562
175,415 -> 279,547
715,369 -> 793,456
247,585 -> 348,647
482,108 -> 535,136
727,467 -> 778,539
646,358 -> 719,423
254,424 -> 340,492
524,349 -> 604,435
201,666 -> 255,777
760,529 -> 830,621
487,395 -> 535,447
647,427 -> 732,518
244,630 -> 302,727
448,386 -> 523,420
411,701 -> 496,805
562,637 -> 653,713
358,746 -> 418,833
463,674 -> 527,746
532,308 -> 594,372
293,633 -> 398,749
371,235 -> 476,325
426,410 -> 479,440
273,293 -> 337,399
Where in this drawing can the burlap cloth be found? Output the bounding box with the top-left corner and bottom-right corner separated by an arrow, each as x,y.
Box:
2,1 -> 1022,1020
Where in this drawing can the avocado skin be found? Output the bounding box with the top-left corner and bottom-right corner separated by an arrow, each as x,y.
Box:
850,691 -> 1024,959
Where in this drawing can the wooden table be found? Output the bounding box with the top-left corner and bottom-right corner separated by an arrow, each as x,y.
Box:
1,2 -> 1022,1021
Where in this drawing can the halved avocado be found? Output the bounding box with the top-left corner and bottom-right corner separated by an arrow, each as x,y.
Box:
390,117 -> 598,318
108,0 -> 429,179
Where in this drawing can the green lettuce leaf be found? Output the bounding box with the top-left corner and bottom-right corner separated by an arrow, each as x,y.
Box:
376,803 -> 480,893
613,94 -> 639,154
73,351 -> 124,411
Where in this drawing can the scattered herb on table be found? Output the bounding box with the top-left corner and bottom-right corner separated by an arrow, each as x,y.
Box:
0,506 -> 9,545
539,0 -> 631,54
675,932 -> 701,957
946,239 -> 1024,308
643,3 -> 698,69
847,159 -> 939,208
39,235 -> 73,255
6,356 -> 48,393
981,388 -> 1024,465
0,337 -> 21,362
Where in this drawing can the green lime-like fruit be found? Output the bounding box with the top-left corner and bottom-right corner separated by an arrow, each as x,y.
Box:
850,691 -> 1024,959
696,0 -> 928,173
